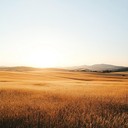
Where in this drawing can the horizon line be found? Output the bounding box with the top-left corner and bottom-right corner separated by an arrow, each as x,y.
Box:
0,63 -> 128,68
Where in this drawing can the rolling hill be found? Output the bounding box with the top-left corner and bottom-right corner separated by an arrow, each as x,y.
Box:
68,64 -> 128,72
0,66 -> 37,72
0,64 -> 128,72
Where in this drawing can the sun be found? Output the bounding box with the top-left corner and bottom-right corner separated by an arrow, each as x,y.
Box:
25,47 -> 60,68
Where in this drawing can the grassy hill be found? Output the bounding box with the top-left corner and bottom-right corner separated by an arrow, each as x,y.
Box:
0,69 -> 127,128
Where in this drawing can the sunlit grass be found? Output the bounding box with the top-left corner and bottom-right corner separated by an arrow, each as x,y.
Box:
0,70 -> 128,128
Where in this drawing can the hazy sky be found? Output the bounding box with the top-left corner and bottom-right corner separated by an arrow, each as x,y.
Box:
0,0 -> 128,67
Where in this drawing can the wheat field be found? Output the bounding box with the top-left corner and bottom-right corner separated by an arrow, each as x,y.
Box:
0,69 -> 128,128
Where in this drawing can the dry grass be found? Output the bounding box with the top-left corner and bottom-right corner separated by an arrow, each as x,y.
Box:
0,69 -> 128,128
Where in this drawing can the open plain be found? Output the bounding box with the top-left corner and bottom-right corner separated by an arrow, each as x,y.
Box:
0,69 -> 128,128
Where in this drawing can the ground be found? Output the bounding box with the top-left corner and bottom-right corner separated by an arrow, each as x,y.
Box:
0,69 -> 128,128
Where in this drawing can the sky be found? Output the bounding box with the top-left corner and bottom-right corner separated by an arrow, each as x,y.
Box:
0,0 -> 128,67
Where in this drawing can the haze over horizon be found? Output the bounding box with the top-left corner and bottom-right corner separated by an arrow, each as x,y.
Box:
0,0 -> 128,68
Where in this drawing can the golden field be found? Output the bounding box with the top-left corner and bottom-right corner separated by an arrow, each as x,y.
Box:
0,69 -> 128,128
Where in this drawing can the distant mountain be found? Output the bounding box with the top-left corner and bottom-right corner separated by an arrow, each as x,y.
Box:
68,64 -> 128,72
1,64 -> 128,72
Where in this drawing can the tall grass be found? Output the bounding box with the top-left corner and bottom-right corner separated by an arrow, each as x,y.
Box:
0,87 -> 127,128
0,70 -> 128,127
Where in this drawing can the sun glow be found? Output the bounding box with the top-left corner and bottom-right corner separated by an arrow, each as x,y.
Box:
24,47 -> 61,68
